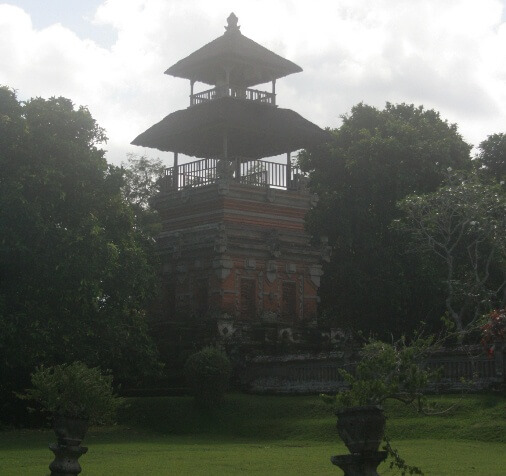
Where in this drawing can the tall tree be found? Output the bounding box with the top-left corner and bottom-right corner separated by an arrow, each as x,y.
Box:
0,87 -> 161,421
475,133 -> 506,183
299,103 -> 472,335
397,171 -> 506,334
121,153 -> 165,238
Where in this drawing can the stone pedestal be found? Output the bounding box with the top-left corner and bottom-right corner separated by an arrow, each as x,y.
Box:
331,451 -> 387,476
49,443 -> 88,476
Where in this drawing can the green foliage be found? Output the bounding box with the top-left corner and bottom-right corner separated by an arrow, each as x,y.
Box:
299,102 -> 472,335
322,336 -> 435,475
121,153 -> 164,238
383,436 -> 424,475
121,153 -> 165,209
323,337 -> 434,409
0,86 -> 161,422
476,132 -> 506,182
397,171 -> 506,332
184,347 -> 232,409
19,362 -> 122,424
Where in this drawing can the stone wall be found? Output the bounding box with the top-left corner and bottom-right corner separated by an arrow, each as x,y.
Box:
242,345 -> 505,394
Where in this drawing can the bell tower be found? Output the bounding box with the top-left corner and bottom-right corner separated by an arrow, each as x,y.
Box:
133,14 -> 329,343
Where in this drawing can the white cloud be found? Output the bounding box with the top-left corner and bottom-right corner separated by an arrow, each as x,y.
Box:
1,0 -> 505,164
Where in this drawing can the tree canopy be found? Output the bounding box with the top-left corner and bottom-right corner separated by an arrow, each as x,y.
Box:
475,133 -> 506,182
397,171 -> 506,333
299,102 -> 472,335
0,87 -> 161,420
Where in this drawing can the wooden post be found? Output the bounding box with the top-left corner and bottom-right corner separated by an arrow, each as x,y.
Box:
173,152 -> 179,190
190,80 -> 195,106
225,67 -> 231,97
272,79 -> 276,105
286,152 -> 291,189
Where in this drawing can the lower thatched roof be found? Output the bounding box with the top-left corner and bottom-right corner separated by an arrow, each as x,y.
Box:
131,97 -> 329,159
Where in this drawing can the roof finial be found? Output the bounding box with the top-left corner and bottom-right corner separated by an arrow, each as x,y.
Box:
225,12 -> 240,33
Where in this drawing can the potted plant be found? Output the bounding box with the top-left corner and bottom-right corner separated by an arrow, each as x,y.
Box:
322,337 -> 432,474
19,361 -> 122,475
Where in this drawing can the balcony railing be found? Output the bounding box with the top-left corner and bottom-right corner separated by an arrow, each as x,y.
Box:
191,86 -> 276,106
162,158 -> 303,191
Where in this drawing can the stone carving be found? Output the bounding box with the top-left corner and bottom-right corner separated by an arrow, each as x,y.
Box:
267,229 -> 281,258
309,265 -> 323,287
213,257 -> 233,280
286,263 -> 296,274
266,260 -> 277,283
217,318 -> 236,338
245,258 -> 256,269
214,225 -> 228,253
225,12 -> 240,33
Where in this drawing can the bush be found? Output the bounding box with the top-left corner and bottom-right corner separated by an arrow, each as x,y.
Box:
19,362 -> 122,424
322,336 -> 435,408
184,347 -> 232,408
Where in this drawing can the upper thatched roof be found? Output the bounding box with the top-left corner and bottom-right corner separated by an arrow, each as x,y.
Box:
165,13 -> 302,87
131,97 -> 329,159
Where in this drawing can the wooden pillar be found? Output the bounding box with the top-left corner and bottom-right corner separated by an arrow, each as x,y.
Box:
286,152 -> 291,189
224,67 -> 232,97
235,158 -> 241,182
190,80 -> 195,106
173,152 -> 179,190
272,79 -> 276,105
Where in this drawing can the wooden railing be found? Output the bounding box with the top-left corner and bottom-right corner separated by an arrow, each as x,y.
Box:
191,86 -> 276,106
163,158 -> 302,191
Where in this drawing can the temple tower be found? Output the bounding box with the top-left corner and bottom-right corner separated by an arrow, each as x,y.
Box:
133,14 -> 329,343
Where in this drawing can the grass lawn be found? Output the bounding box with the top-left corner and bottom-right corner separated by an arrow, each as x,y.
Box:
0,393 -> 504,475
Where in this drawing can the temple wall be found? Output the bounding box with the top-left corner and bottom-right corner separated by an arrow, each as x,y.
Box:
155,180 -> 326,325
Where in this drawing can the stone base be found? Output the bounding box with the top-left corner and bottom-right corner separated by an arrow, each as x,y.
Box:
49,443 -> 88,476
331,451 -> 387,476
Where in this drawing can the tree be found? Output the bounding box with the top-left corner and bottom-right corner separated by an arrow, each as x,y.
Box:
397,171 -> 506,333
299,103 -> 472,335
0,87 -> 161,421
121,153 -> 165,210
475,133 -> 506,182
121,153 -> 165,238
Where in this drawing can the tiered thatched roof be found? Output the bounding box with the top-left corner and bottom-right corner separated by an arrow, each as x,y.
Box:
165,13 -> 302,87
132,97 -> 328,159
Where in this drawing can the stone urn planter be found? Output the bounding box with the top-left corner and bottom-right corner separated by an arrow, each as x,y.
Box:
17,362 -> 121,476
53,415 -> 89,446
336,405 -> 386,454
49,415 -> 89,476
323,338 -> 435,475
331,406 -> 387,476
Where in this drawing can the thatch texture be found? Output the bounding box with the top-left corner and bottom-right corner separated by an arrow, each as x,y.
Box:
131,97 -> 329,159
165,27 -> 302,87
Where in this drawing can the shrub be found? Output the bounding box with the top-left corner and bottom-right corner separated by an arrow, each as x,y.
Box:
322,336 -> 435,408
19,362 -> 121,424
184,347 -> 232,408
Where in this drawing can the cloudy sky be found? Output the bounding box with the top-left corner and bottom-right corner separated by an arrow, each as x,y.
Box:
1,0 -> 505,166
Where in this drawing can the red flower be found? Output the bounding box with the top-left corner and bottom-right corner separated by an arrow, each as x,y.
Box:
480,308 -> 505,358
